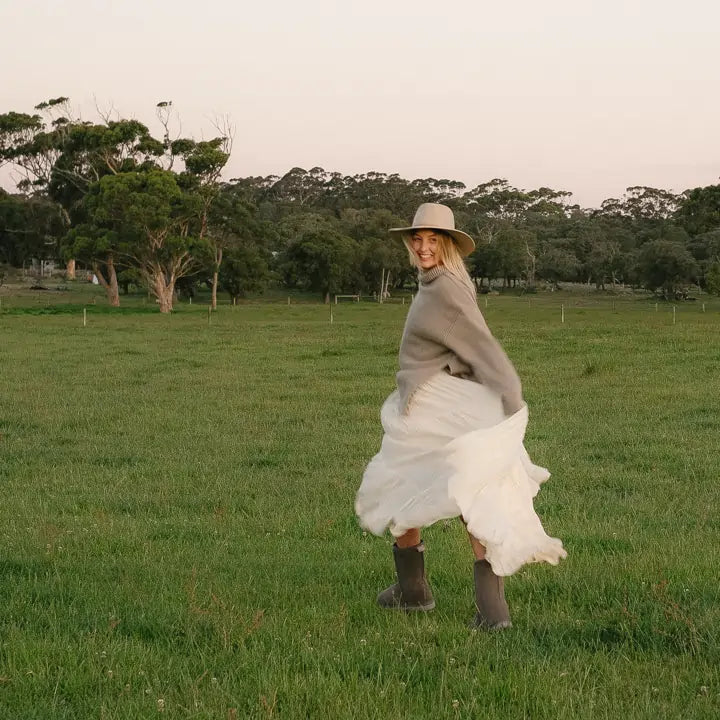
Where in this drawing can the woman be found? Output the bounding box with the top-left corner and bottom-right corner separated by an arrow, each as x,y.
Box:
355,203 -> 566,630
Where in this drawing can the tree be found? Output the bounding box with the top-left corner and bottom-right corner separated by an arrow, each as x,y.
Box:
586,240 -> 622,290
494,227 -> 534,287
467,238 -> 502,288
0,190 -> 64,267
706,262 -> 720,296
1,98 -> 231,302
687,230 -> 720,288
81,170 -> 203,312
1,99 -> 167,280
0,111 -> 44,172
536,241 -> 581,284
677,184 -> 720,237
339,208 -> 410,294
206,184 -> 274,305
219,242 -> 273,303
280,215 -> 358,302
637,240 -> 698,299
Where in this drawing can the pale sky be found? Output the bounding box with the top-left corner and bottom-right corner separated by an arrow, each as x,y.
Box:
2,0 -> 719,208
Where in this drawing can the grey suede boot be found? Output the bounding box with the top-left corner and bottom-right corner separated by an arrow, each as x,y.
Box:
377,542 -> 435,612
473,559 -> 512,630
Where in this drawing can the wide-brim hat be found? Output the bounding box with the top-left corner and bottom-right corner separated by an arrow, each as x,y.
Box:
389,203 -> 475,257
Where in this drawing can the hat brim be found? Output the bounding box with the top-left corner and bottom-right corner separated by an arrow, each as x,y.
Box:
389,226 -> 475,257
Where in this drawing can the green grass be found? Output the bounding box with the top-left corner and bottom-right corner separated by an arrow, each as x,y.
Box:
1,294 -> 719,718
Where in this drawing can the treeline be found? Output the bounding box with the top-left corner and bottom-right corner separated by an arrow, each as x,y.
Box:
2,99 -> 720,308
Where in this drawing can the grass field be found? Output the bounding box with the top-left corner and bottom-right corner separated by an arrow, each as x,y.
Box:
1,286 -> 719,719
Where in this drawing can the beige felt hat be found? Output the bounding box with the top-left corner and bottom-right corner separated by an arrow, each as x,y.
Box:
389,203 -> 475,257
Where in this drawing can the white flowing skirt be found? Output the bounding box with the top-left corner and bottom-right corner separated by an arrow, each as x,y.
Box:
355,372 -> 567,576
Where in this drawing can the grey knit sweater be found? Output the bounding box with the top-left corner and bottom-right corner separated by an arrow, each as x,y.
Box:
396,266 -> 524,415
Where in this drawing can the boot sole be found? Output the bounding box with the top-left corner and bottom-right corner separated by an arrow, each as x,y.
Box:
403,600 -> 436,612
378,600 -> 436,612
471,618 -> 513,631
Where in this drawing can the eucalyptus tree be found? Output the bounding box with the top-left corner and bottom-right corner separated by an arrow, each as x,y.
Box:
686,229 -> 720,288
676,184 -> 720,237
599,186 -> 682,246
706,261 -> 720,295
339,207 -> 410,293
1,98 -> 231,307
637,240 -> 698,299
0,190 -> 64,267
279,213 -> 358,303
78,169 -> 203,312
0,97 -> 165,290
203,183 -> 273,308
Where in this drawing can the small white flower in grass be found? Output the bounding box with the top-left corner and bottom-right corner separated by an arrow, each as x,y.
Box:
157,697 -> 165,711
698,686 -> 708,696
107,670 -> 113,678
360,638 -> 367,645
452,700 -> 460,709
211,677 -> 218,684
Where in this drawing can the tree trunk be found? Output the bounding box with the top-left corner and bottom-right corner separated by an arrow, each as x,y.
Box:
65,259 -> 76,280
151,272 -> 175,313
158,286 -> 174,313
93,257 -> 120,307
107,259 -> 120,307
211,271 -> 218,311
211,248 -> 222,311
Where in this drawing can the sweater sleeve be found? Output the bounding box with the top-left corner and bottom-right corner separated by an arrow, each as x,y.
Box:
441,290 -> 524,415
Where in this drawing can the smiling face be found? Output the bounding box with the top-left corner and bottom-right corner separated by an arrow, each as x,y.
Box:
410,229 -> 443,270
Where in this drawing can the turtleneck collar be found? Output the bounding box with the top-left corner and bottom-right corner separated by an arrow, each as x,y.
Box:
419,265 -> 447,285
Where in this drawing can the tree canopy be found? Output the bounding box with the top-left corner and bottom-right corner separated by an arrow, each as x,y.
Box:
2,99 -> 719,304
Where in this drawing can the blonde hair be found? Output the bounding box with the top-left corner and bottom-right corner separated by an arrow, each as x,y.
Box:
403,231 -> 476,295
